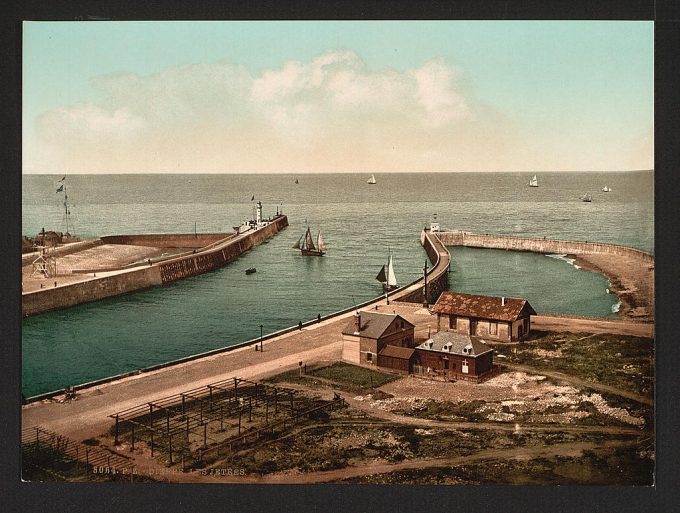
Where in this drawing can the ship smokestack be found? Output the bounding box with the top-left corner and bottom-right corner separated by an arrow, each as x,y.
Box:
354,311 -> 361,335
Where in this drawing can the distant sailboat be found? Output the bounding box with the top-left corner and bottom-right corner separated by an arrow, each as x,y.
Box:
581,193 -> 592,202
294,226 -> 326,256
602,186 -> 612,192
376,250 -> 398,292
295,178 -> 299,184
367,174 -> 377,184
528,175 -> 539,187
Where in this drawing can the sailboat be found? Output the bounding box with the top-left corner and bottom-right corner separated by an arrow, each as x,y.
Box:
528,175 -> 539,187
376,250 -> 398,292
367,174 -> 377,184
602,186 -> 612,192
295,178 -> 299,184
293,226 -> 326,256
580,193 -> 592,202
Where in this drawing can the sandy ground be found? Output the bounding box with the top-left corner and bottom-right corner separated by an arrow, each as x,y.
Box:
532,315 -> 654,338
21,244 -> 173,292
574,253 -> 654,322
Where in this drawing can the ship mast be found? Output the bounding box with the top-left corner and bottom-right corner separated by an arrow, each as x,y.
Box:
56,175 -> 71,236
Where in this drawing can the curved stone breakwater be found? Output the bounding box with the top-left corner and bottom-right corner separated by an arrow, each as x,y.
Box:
434,230 -> 654,322
21,215 -> 288,317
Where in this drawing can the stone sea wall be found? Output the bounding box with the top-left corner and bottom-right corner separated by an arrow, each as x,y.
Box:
22,216 -> 288,316
437,231 -> 654,263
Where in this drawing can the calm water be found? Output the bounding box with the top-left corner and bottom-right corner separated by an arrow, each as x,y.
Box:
22,172 -> 653,396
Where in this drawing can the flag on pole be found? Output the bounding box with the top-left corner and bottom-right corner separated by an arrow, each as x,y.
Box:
56,185 -> 64,193
251,195 -> 255,201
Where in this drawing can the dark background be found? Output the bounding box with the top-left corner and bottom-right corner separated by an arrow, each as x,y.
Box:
2,1 -> 678,512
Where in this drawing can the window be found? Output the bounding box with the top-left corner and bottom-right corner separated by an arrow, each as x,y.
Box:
489,322 -> 498,335
443,358 -> 449,370
449,316 -> 456,329
366,352 -> 373,362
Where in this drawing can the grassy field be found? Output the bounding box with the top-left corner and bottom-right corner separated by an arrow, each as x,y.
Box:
343,443 -> 655,485
265,361 -> 401,394
494,331 -> 654,397
212,404 -> 635,479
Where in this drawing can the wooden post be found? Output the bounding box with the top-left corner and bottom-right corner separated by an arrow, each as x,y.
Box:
186,417 -> 190,437
238,408 -> 242,434
166,410 -> 171,435
274,388 -> 278,413
265,397 -> 269,424
220,406 -> 224,430
85,448 -> 89,467
249,397 -> 252,422
200,399 -> 203,424
234,377 -> 238,401
168,435 -> 173,465
289,392 -> 294,415
181,394 -> 185,414
208,385 -> 213,411
150,430 -> 154,457
131,424 -> 135,450
203,423 -> 207,449
114,414 -> 119,445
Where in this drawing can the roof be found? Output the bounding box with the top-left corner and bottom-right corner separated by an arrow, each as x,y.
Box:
417,331 -> 493,357
431,292 -> 536,321
378,345 -> 415,360
341,311 -> 414,339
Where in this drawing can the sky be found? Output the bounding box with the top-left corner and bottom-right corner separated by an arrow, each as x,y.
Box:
22,21 -> 654,174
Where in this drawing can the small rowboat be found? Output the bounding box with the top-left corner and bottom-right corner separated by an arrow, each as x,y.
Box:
245,268 -> 257,275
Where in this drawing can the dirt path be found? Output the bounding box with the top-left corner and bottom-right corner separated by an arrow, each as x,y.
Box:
501,362 -> 653,406
167,438 -> 638,484
532,315 -> 654,338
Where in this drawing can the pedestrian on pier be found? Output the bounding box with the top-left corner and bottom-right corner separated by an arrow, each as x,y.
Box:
298,321 -> 303,330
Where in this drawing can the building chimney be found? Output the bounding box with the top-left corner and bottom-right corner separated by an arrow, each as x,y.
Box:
353,311 -> 361,335
501,297 -> 505,306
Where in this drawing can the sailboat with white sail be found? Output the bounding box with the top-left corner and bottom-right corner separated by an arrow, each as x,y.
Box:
367,174 -> 377,184
293,226 -> 326,256
528,175 -> 539,187
376,250 -> 398,292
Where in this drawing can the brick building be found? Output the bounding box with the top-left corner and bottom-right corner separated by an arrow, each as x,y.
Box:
414,331 -> 495,381
341,311 -> 415,366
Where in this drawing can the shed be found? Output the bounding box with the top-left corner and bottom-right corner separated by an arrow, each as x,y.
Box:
377,345 -> 415,373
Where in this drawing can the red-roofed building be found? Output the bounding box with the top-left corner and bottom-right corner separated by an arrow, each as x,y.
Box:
341,311 -> 415,366
432,292 -> 536,342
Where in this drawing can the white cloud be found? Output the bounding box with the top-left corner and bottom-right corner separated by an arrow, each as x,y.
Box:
26,50 -> 519,173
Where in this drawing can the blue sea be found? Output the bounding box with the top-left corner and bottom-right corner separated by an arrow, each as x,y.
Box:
21,172 -> 654,397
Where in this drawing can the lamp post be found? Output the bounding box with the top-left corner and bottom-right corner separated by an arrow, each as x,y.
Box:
260,324 -> 264,352
423,260 -> 429,308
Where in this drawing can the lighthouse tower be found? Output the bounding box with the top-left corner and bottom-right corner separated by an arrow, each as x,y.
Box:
256,201 -> 263,225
